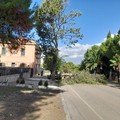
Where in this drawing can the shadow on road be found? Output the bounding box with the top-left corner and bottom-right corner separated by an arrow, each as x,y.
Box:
107,82 -> 120,89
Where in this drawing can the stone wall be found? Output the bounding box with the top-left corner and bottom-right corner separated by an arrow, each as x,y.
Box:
0,71 -> 30,85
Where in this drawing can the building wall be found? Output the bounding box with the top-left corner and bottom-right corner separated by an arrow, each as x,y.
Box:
0,41 -> 36,70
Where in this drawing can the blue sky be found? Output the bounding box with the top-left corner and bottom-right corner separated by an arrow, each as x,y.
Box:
32,0 -> 120,64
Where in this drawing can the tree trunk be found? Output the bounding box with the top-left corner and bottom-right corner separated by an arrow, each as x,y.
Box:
51,33 -> 58,80
109,69 -> 112,80
117,70 -> 120,83
51,52 -> 58,80
117,70 -> 120,84
118,64 -> 120,84
51,69 -> 56,80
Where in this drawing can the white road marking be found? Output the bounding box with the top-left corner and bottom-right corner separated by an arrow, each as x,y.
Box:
69,85 -> 104,120
60,88 -> 72,120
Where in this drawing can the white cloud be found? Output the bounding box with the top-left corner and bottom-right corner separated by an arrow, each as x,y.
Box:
58,33 -> 117,64
59,43 -> 91,64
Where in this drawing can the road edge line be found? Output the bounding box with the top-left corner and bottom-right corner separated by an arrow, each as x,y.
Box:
69,85 -> 104,120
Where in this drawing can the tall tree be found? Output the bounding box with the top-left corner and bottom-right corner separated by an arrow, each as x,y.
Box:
82,45 -> 101,73
110,54 -> 120,83
43,55 -> 65,74
0,0 -> 36,45
107,31 -> 111,39
36,0 -> 83,79
81,29 -> 120,80
60,62 -> 78,73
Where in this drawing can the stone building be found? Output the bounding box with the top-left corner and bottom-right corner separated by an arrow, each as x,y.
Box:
0,38 -> 41,75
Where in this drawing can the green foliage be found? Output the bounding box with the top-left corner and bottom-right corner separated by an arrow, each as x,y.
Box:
44,81 -> 48,88
61,71 -> 107,85
0,0 -> 36,44
110,54 -> 120,69
107,31 -> 111,39
35,0 -> 82,79
36,0 -> 82,48
95,74 -> 107,84
43,55 -> 65,73
99,31 -> 120,60
60,62 -> 79,73
80,45 -> 101,72
38,80 -> 43,86
81,29 -> 120,78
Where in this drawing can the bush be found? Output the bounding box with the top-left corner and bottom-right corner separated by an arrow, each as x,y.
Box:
16,77 -> 25,84
38,80 -> 43,86
44,81 -> 48,88
95,74 -> 107,84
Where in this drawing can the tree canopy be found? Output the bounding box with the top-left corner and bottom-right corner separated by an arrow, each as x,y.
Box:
36,0 -> 83,79
43,54 -> 65,74
80,30 -> 120,81
36,0 -> 82,53
0,0 -> 36,44
60,62 -> 79,73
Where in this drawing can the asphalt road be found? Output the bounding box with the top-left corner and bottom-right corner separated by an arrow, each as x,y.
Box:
60,84 -> 120,120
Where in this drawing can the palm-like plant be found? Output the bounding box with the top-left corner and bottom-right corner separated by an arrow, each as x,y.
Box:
110,54 -> 120,83
84,45 -> 101,74
110,54 -> 120,69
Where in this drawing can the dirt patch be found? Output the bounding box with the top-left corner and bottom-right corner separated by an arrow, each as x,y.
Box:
0,86 -> 66,120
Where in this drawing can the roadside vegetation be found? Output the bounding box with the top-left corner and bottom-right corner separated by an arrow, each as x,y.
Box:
59,30 -> 120,85
46,61 -> 107,85
61,71 -> 107,85
80,31 -> 120,84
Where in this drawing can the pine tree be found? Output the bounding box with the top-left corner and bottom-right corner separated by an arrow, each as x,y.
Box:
107,31 -> 111,39
0,0 -> 36,44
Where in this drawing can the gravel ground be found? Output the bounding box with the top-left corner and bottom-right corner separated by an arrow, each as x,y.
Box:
0,86 -> 66,120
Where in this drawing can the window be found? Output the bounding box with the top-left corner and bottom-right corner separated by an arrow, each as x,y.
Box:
0,63 -> 5,67
21,48 -> 25,56
2,47 -> 6,55
0,63 -> 2,67
11,62 -> 16,67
